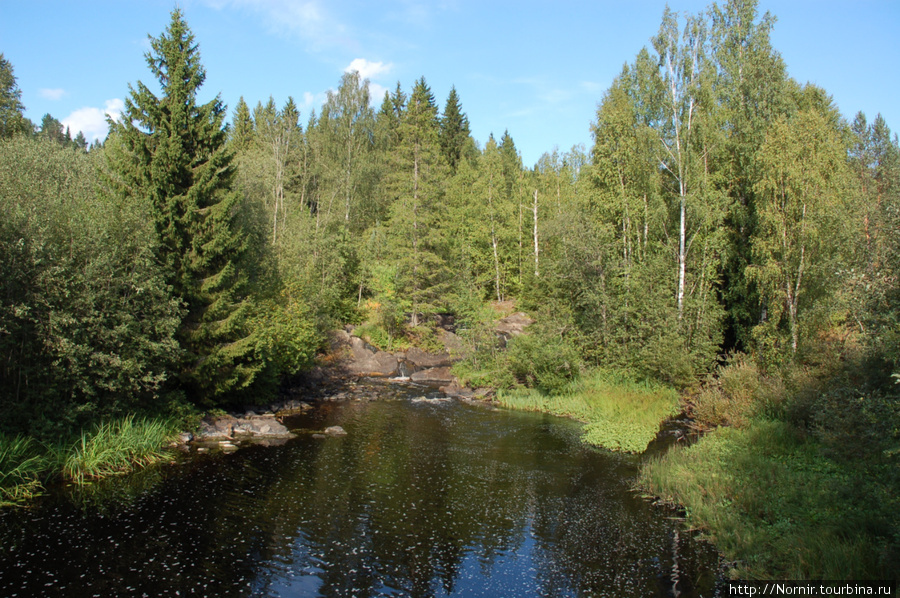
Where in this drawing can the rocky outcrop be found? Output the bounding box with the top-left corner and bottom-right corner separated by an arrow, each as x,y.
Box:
334,332 -> 459,382
345,337 -> 402,377
495,312 -> 535,345
327,309 -> 533,398
405,347 -> 452,369
410,366 -> 454,384
193,414 -> 294,442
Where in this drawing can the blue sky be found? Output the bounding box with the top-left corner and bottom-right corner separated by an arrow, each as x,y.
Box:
2,1 -> 898,167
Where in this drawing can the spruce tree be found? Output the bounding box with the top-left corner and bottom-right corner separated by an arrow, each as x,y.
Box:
439,86 -> 473,173
105,9 -> 261,403
384,77 -> 448,326
0,54 -> 30,138
230,96 -> 254,151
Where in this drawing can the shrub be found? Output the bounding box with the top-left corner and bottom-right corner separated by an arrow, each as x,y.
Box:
692,353 -> 789,429
506,330 -> 582,395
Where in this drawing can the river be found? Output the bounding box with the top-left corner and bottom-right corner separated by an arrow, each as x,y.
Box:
0,380 -> 722,597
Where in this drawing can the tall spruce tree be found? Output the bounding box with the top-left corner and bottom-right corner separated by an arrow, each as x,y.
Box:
105,9 -> 261,403
0,54 -> 30,139
439,86 -> 473,173
384,77 -> 448,326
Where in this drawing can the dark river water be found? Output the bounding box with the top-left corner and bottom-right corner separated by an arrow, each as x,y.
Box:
0,381 -> 722,597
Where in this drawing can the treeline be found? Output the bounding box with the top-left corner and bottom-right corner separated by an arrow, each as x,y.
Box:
1,0 -> 899,440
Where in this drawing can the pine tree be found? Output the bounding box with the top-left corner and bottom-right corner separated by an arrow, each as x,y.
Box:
105,9 -> 261,402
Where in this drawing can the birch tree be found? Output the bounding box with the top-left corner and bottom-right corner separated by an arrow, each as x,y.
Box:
751,109 -> 850,356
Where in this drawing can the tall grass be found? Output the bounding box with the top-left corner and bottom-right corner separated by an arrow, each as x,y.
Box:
0,434 -> 47,506
497,369 -> 680,452
640,419 -> 897,579
61,416 -> 179,485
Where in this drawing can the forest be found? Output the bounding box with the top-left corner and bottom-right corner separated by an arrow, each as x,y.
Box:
1,0 -> 898,581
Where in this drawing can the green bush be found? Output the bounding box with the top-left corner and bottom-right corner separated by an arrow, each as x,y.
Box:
506,330 -> 582,395
0,137 -> 183,436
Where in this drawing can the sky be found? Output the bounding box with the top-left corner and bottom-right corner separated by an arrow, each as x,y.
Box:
2,0 -> 898,167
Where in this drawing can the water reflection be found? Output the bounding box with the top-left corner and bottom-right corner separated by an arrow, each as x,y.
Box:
0,382 -> 721,597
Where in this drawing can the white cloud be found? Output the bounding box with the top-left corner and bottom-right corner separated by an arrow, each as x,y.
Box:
201,0 -> 345,50
61,99 -> 125,143
39,88 -> 67,101
369,82 -> 389,103
345,58 -> 392,80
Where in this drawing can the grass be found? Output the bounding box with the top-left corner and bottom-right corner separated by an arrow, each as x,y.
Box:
61,415 -> 179,485
639,419 -> 898,580
0,434 -> 47,506
496,369 -> 681,453
0,415 -> 180,505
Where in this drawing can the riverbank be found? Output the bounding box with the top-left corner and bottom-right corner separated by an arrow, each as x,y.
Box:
640,419 -> 899,580
495,369 -> 681,453
494,357 -> 899,582
1,416 -> 181,506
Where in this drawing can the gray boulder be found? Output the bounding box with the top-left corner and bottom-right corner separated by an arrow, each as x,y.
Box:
405,346 -> 452,369
410,366 -> 454,385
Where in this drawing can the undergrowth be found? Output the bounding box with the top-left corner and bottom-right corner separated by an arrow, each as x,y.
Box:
640,419 -> 898,579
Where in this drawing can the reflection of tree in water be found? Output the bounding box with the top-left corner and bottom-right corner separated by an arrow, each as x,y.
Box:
0,386 -> 720,597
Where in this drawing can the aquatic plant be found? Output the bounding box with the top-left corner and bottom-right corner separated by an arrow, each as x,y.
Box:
61,416 -> 178,485
0,434 -> 47,506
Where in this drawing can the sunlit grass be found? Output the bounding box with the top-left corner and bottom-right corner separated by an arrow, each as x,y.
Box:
0,434 -> 47,506
497,369 -> 680,453
60,416 -> 179,485
640,419 -> 896,579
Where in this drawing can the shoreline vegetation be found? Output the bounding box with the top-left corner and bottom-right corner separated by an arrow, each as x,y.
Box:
495,352 -> 900,581
0,416 -> 181,506
496,369 -> 680,453
1,0 -> 898,588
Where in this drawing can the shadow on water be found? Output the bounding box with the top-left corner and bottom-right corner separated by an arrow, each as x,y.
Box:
0,380 -> 722,597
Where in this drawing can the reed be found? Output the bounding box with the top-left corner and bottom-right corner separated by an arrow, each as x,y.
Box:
61,415 -> 178,485
0,434 -> 48,506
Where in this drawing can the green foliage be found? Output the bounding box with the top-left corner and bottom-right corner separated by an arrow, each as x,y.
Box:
0,434 -> 46,506
506,329 -> 582,395
439,86 -> 475,173
380,77 -> 450,325
0,136 -> 183,436
0,53 -> 30,138
640,420 -> 898,579
61,416 -> 178,485
251,287 -> 321,378
105,9 -> 261,403
498,369 -> 680,453
750,108 -> 853,358
692,353 -> 786,429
